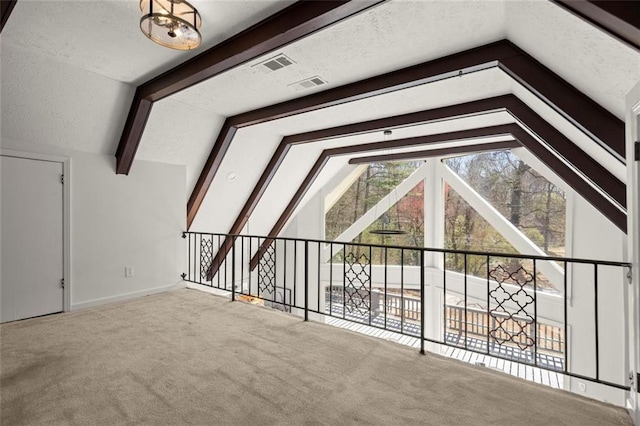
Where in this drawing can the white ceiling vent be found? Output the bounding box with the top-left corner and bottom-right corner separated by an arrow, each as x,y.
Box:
288,76 -> 327,91
253,54 -> 295,73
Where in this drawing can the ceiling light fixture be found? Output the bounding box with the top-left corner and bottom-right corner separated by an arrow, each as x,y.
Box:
140,0 -> 202,50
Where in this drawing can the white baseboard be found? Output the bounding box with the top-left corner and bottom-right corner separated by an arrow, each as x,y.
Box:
186,282 -> 232,298
71,281 -> 187,310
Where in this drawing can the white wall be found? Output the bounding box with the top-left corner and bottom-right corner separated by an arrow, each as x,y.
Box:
1,42 -> 187,309
566,194 -> 627,404
70,152 -> 186,307
1,140 -> 186,309
280,190 -> 324,319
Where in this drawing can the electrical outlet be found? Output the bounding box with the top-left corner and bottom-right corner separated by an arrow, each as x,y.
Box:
578,382 -> 586,392
125,266 -> 134,278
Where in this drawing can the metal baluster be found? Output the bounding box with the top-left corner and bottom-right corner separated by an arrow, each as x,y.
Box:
232,239 -> 236,302
329,243 -> 333,316
533,259 -> 537,366
384,247 -> 388,329
401,249 -> 404,334
317,241 -> 321,313
369,245 -> 372,326
293,241 -> 297,308
273,240 -> 277,303
564,260 -> 568,374
304,241 -> 309,321
420,249 -> 425,355
190,234 -> 195,283
240,236 -> 244,295
199,234 -> 203,285
193,234 -> 197,284
188,233 -> 191,282
464,254 -> 468,350
217,235 -> 221,289
486,255 -> 490,355
594,263 -> 599,381
283,240 -> 287,308
248,237 -> 253,296
443,252 -> 447,344
343,244 -> 346,320
257,238 -> 261,297
224,238 -> 229,291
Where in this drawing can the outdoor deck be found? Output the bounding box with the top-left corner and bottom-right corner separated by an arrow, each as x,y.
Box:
324,303 -> 565,389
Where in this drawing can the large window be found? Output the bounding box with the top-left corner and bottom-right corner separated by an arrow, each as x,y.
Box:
324,150 -> 566,279
444,151 -> 566,255
325,161 -> 422,241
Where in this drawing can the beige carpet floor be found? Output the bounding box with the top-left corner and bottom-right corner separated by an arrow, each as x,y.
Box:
0,288 -> 631,425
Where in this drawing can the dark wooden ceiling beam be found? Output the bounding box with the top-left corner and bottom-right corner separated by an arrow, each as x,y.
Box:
509,125 -> 626,231
246,120 -> 626,269
115,0 -> 387,175
206,92 -> 626,277
187,120 -> 238,226
206,95 -> 511,272
270,124 -> 625,243
187,40 -> 624,228
206,102 -> 516,276
248,138 -> 522,270
498,45 -> 624,156
188,42 -> 512,227
503,96 -> 625,207
348,140 -> 521,164
241,127 -> 523,273
0,0 -> 18,33
551,0 -> 640,51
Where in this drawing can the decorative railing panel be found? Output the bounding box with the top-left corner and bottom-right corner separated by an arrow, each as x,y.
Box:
258,244 -> 276,296
488,264 -> 536,352
343,251 -> 371,316
200,235 -> 213,281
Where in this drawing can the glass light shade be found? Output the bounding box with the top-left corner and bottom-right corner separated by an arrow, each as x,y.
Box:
140,0 -> 202,50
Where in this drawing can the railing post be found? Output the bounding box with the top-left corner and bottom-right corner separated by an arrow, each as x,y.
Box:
232,239 -> 236,302
420,249 -> 425,355
187,232 -> 191,282
533,259 -> 537,366
304,241 -> 309,321
464,254 -> 468,350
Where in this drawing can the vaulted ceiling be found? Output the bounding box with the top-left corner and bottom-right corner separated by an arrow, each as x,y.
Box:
1,1 -> 639,242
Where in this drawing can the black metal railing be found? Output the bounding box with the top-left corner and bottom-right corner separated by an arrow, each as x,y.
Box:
325,287 -> 564,355
183,231 -> 631,390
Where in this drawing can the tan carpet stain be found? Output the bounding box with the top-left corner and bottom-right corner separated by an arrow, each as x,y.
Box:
0,289 -> 632,425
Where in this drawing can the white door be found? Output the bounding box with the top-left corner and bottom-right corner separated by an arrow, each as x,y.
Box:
1,155 -> 64,322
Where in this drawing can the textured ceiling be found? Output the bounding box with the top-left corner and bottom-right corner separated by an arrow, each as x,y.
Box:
189,66 -> 514,232
1,0 -> 638,238
171,0 -> 506,116
0,43 -> 134,155
1,0 -> 296,84
505,0 -> 638,119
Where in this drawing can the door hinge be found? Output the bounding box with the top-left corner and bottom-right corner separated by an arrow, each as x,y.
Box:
61,174 -> 64,184
635,141 -> 640,162
628,267 -> 633,285
60,278 -> 65,289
